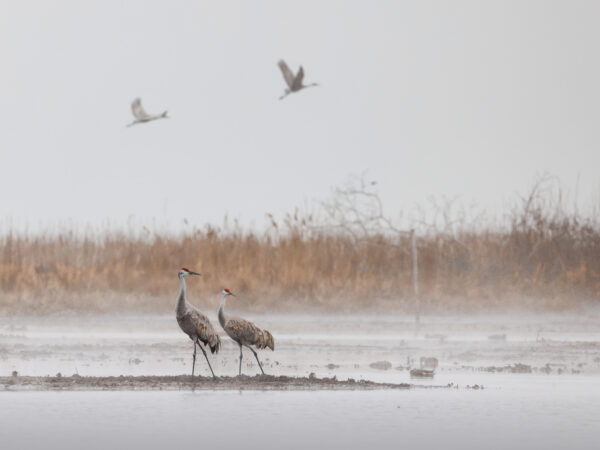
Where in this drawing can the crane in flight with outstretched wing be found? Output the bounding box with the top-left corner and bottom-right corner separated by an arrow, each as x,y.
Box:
277,60 -> 319,100
127,98 -> 168,127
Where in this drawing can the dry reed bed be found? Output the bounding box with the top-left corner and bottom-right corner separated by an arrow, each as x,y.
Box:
1,209 -> 599,314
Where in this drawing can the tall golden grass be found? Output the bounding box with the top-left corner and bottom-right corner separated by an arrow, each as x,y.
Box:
1,179 -> 599,314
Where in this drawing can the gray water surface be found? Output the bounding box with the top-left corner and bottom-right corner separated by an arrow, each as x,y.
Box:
1,381 -> 599,450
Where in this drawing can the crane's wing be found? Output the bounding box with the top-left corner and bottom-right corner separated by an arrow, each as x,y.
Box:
131,97 -> 151,120
188,307 -> 221,353
278,60 -> 296,89
292,66 -> 305,90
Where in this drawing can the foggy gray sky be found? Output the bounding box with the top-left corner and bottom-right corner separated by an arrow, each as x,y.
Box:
1,1 -> 599,232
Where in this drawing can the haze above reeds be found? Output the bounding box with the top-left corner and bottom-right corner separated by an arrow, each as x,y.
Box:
1,176 -> 599,314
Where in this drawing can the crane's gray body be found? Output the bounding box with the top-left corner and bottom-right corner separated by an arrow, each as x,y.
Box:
218,310 -> 274,351
176,302 -> 221,353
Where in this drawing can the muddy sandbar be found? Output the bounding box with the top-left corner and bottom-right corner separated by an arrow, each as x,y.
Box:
0,374 -> 425,391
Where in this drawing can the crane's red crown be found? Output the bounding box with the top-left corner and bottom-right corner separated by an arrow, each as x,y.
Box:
224,288 -> 231,293
181,267 -> 189,272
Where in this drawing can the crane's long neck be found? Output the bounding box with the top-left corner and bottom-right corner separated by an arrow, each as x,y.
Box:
218,294 -> 228,328
176,275 -> 187,317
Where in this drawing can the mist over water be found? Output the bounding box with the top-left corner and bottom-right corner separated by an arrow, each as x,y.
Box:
2,313 -> 599,378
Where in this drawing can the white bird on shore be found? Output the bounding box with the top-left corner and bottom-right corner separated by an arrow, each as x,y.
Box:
126,97 -> 168,127
218,289 -> 274,376
278,60 -> 319,100
175,268 -> 221,378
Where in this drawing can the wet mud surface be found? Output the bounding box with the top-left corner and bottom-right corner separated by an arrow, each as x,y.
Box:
0,374 -> 415,391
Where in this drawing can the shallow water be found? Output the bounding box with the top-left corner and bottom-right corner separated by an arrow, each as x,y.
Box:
1,312 -> 599,449
2,313 -> 599,382
1,382 -> 599,450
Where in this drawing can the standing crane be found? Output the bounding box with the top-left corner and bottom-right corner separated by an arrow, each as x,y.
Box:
277,60 -> 319,100
218,289 -> 274,376
126,97 -> 168,127
175,268 -> 221,378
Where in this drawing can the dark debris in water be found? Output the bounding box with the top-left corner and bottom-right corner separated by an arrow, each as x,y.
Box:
369,361 -> 392,370
482,363 -> 532,373
410,368 -> 435,377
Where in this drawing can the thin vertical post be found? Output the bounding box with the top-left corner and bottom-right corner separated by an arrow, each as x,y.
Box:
411,229 -> 420,331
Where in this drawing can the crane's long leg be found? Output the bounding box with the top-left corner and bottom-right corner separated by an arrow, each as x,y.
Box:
196,339 -> 216,379
245,345 -> 265,375
238,343 -> 243,376
191,340 -> 197,377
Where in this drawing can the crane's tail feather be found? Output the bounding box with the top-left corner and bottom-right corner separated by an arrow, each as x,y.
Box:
208,333 -> 221,354
256,329 -> 274,351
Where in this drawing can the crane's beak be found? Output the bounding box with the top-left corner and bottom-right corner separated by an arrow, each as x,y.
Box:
189,271 -> 201,276
229,292 -> 236,297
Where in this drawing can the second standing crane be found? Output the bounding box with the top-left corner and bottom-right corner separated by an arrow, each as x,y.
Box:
218,289 -> 274,376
